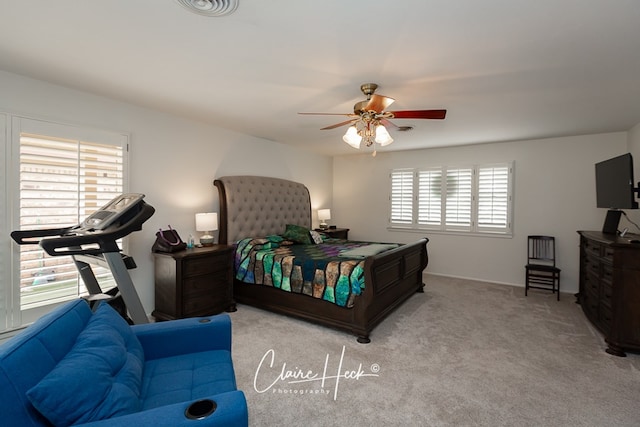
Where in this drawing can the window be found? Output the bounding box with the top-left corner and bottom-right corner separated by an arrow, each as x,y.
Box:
3,116 -> 129,330
389,163 -> 513,235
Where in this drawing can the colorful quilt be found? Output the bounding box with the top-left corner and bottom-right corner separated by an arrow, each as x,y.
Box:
234,236 -> 399,308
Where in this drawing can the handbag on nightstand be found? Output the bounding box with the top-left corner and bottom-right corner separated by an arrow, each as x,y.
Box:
152,226 -> 187,253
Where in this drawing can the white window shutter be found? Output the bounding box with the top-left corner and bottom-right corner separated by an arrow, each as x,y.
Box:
477,165 -> 511,232
417,169 -> 442,226
17,128 -> 125,309
390,170 -> 414,224
445,168 -> 472,229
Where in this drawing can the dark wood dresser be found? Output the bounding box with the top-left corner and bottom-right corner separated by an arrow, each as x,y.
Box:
152,245 -> 235,321
578,231 -> 640,356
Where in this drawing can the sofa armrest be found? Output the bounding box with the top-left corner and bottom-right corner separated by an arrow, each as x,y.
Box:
78,390 -> 248,427
132,313 -> 232,360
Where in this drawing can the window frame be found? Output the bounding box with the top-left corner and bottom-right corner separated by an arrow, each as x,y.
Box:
388,162 -> 514,237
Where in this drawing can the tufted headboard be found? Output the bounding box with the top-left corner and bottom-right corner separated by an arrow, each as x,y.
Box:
213,176 -> 312,244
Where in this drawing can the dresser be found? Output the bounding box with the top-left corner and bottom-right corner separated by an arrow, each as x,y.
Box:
578,231 -> 640,356
152,245 -> 235,321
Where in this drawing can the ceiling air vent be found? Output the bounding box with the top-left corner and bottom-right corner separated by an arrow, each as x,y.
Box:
175,0 -> 239,17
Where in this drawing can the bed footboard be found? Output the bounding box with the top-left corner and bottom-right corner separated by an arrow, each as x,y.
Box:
232,237 -> 429,343
353,237 -> 429,342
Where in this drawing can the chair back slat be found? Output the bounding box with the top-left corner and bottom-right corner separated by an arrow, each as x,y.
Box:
528,235 -> 556,266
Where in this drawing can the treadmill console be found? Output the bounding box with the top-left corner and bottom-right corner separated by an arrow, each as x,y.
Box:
81,193 -> 146,230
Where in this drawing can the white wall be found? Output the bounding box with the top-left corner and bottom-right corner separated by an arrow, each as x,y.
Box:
333,133 -> 629,293
2,67 -> 638,316
0,70 -> 333,316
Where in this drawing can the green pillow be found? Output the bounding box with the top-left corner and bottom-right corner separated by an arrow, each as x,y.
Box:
283,224 -> 313,245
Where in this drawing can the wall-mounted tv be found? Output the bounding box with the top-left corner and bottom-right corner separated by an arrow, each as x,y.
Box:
595,153 -> 639,210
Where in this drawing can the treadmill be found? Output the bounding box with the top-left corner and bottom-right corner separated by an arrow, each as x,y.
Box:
11,193 -> 155,324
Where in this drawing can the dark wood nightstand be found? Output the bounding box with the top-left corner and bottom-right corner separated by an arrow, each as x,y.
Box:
315,228 -> 349,239
152,245 -> 235,321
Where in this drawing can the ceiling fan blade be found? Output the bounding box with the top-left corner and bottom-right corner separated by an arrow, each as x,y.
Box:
362,94 -> 395,113
380,118 -> 399,129
321,119 -> 357,130
298,112 -> 354,116
389,109 -> 447,119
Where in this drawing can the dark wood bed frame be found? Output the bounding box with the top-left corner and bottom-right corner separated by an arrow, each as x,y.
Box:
214,175 -> 429,343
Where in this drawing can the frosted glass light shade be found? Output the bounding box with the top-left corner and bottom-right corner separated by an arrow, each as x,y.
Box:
375,124 -> 394,146
343,126 -> 362,148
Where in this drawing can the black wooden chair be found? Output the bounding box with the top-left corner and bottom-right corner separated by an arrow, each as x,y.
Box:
525,235 -> 561,301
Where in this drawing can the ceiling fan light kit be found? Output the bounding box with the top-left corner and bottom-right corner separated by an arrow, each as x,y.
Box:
300,83 -> 446,153
175,0 -> 239,16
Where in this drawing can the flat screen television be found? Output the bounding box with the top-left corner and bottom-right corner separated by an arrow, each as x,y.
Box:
595,153 -> 638,210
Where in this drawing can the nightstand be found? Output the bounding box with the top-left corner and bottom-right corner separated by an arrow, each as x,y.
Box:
152,245 -> 235,321
316,228 -> 349,239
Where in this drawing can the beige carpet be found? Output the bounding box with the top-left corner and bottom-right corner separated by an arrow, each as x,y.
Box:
229,274 -> 640,426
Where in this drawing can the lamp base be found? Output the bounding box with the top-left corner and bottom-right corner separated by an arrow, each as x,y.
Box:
199,234 -> 214,247
319,222 -> 329,230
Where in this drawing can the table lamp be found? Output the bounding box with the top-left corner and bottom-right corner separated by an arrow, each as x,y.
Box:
318,209 -> 331,229
195,212 -> 218,246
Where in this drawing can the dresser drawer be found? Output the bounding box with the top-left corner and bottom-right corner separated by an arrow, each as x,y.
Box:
583,238 -> 602,258
599,303 -> 613,332
601,264 -> 614,286
584,255 -> 601,277
183,254 -> 229,277
584,271 -> 600,295
183,293 -> 218,317
184,275 -> 230,296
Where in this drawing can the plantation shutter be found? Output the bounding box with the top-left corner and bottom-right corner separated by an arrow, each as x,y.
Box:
390,170 -> 414,225
12,118 -> 127,319
417,169 -> 442,226
445,167 -> 472,229
477,165 -> 511,232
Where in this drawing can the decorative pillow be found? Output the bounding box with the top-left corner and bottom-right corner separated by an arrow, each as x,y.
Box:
266,234 -> 284,243
27,303 -> 144,426
310,230 -> 324,244
283,224 -> 313,245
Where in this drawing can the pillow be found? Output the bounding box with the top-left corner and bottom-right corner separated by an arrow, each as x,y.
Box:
310,230 -> 324,244
27,303 -> 144,426
283,224 -> 314,245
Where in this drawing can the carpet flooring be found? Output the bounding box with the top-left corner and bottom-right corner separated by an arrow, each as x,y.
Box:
229,274 -> 640,426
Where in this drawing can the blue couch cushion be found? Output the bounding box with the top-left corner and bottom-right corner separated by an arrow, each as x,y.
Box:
141,349 -> 237,410
26,303 -> 144,426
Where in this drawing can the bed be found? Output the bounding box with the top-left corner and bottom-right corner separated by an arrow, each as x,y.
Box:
213,175 -> 429,343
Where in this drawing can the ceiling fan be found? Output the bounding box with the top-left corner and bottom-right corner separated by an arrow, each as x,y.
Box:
299,83 -> 446,152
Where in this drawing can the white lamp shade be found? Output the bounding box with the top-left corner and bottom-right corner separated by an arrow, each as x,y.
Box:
195,212 -> 218,231
318,209 -> 331,221
375,124 -> 394,146
343,126 -> 362,149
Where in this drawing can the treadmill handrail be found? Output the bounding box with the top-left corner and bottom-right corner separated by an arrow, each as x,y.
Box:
11,201 -> 155,257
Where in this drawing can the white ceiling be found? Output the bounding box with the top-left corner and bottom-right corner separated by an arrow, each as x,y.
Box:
1,1 -> 640,156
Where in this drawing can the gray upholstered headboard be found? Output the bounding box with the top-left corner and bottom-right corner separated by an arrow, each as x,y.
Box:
213,176 -> 312,244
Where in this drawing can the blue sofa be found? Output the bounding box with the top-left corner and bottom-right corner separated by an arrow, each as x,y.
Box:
0,300 -> 248,426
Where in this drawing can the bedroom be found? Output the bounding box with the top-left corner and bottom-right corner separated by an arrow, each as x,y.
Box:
1,1 -> 640,425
